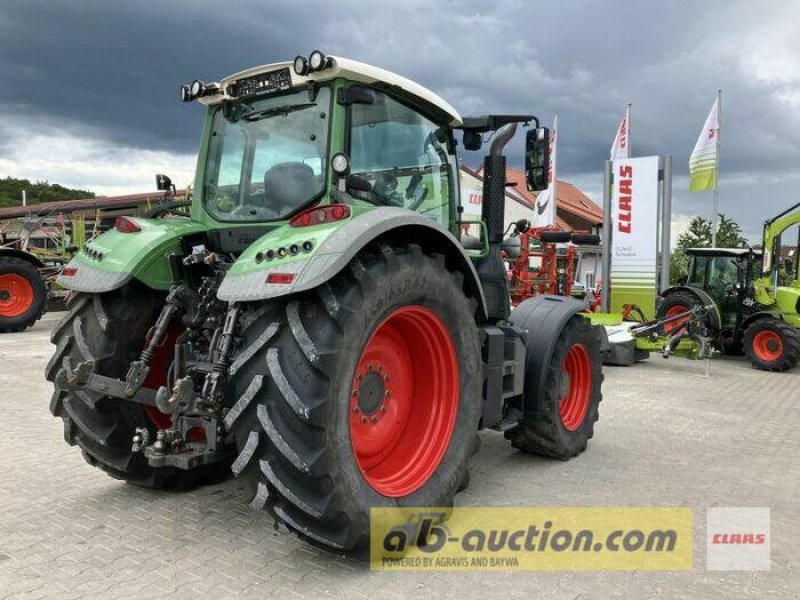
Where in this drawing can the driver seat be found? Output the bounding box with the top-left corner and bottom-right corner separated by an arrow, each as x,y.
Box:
262,162 -> 318,217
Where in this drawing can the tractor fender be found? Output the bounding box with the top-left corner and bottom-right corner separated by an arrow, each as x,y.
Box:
741,310 -> 783,331
660,285 -> 723,331
0,247 -> 45,269
56,217 -> 206,293
508,295 -> 594,417
216,206 -> 488,319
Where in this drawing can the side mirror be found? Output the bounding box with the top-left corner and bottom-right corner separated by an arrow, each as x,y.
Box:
463,130 -> 482,151
525,127 -> 550,191
155,174 -> 173,191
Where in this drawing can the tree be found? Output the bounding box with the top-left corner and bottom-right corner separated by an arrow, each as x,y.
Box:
0,177 -> 95,209
670,214 -> 748,283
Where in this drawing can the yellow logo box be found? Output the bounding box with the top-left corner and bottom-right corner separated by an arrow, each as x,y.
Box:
370,507 -> 693,571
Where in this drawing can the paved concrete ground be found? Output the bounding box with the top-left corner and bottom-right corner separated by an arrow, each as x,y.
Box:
0,312 -> 797,599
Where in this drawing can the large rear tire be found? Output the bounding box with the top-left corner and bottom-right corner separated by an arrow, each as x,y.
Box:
505,315 -> 603,459
743,318 -> 800,372
225,243 -> 482,553
0,256 -> 46,332
46,286 -> 229,488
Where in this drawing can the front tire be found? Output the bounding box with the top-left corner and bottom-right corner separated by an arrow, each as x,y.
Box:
225,243 -> 482,553
743,318 -> 800,372
505,315 -> 603,459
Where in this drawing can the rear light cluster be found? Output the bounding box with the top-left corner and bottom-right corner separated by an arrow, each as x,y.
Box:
289,204 -> 350,227
255,240 -> 314,263
266,273 -> 295,285
61,267 -> 78,277
115,216 -> 141,233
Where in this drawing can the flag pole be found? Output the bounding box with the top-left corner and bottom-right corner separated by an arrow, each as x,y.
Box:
711,89 -> 721,246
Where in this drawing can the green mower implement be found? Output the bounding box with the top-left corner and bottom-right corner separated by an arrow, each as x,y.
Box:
46,52 -> 605,554
657,202 -> 800,371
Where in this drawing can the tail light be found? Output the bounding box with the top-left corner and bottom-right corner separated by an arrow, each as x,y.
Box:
267,273 -> 295,284
115,216 -> 141,233
290,204 -> 350,227
61,267 -> 78,277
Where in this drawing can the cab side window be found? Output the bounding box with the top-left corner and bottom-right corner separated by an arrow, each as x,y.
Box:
348,90 -> 454,225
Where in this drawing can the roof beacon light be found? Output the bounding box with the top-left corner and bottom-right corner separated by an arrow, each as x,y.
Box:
308,50 -> 329,72
293,55 -> 310,76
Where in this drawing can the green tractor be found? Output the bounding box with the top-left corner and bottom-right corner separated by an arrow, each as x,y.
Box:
46,52 -> 604,553
657,203 -> 800,371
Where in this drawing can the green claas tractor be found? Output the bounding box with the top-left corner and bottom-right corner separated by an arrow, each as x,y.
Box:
657,202 -> 800,371
46,51 -> 604,553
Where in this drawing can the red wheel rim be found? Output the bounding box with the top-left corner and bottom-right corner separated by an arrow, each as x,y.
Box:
663,304 -> 691,335
559,343 -> 592,431
349,305 -> 459,497
0,274 -> 34,318
752,330 -> 783,362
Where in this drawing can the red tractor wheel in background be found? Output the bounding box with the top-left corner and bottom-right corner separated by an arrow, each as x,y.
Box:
656,293 -> 698,336
743,318 -> 800,372
0,256 -> 47,332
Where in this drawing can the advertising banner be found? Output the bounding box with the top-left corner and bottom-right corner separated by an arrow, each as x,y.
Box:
610,156 -> 660,317
460,182 -> 483,217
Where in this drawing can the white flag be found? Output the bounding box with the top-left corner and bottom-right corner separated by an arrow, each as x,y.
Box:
689,96 -> 719,191
535,113 -> 557,227
610,105 -> 631,160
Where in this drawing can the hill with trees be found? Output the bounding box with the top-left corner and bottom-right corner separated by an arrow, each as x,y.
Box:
0,177 -> 95,209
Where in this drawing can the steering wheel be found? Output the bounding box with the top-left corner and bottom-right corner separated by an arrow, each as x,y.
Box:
372,173 -> 403,207
405,174 -> 429,211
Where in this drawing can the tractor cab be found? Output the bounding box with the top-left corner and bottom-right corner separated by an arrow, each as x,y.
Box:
684,247 -> 760,326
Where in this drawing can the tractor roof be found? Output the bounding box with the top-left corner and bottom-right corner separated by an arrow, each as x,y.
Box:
206,55 -> 462,127
686,247 -> 760,258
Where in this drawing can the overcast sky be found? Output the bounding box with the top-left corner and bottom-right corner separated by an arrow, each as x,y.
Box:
1,0 -> 799,243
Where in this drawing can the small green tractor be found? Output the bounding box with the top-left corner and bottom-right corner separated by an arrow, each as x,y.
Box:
657,202 -> 800,371
46,52 -> 605,554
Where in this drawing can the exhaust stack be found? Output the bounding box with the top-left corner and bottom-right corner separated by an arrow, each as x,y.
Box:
475,122 -> 517,321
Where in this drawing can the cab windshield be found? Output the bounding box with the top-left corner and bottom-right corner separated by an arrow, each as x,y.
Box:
203,86 -> 331,221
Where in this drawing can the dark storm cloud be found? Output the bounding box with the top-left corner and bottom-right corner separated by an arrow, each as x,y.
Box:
1,0 -> 799,239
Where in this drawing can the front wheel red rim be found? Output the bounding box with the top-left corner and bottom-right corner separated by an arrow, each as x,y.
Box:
0,274 -> 34,318
349,305 -> 459,497
752,330 -> 783,362
559,343 -> 592,431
